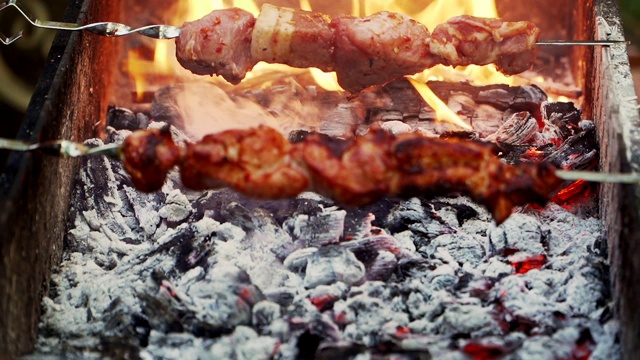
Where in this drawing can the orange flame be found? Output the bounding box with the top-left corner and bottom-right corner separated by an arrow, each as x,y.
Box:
408,78 -> 471,130
125,0 -> 535,130
126,40 -> 175,102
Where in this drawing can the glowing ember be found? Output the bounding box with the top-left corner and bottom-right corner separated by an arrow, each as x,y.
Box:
395,326 -> 411,338
511,254 -> 547,274
462,342 -> 507,360
523,148 -> 546,161
552,180 -> 593,207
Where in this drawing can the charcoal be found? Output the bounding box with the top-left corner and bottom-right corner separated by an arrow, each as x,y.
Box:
362,250 -> 398,282
73,143 -> 132,240
173,233 -> 214,273
542,101 -> 583,137
151,86 -> 183,126
37,100 -> 619,359
289,209 -> 346,247
284,247 -> 318,274
106,106 -> 149,131
252,300 -> 283,335
476,84 -> 547,119
563,268 -> 606,316
303,246 -> 366,288
137,292 -> 186,334
200,189 -> 327,226
544,128 -> 598,170
308,283 -> 349,311
386,198 -> 457,240
307,312 -> 342,341
381,120 -> 412,135
423,233 -> 486,268
515,327 -> 586,359
335,295 -> 408,347
561,149 -> 598,170
460,336 -> 521,359
538,118 -> 564,143
486,111 -> 539,145
262,288 -> 297,308
158,189 -> 193,225
395,258 -> 434,281
427,264 -> 459,290
436,304 -> 502,337
314,340 -> 431,360
207,326 -> 279,359
489,214 -> 546,256
579,119 -> 596,132
122,186 -> 163,237
342,210 -> 376,240
386,198 -> 427,234
341,233 -> 404,257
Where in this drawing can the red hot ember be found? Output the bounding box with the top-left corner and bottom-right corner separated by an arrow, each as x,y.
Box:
40,94 -> 615,358
511,254 -> 547,274
176,4 -> 540,92
120,125 -> 562,223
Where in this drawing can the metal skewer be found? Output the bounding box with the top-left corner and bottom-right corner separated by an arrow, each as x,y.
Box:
1,135 -> 640,185
555,169 -> 640,184
0,0 -> 181,45
535,40 -> 630,46
0,0 -> 631,46
0,137 -> 121,158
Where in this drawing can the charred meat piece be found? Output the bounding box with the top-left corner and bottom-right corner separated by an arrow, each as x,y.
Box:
120,126 -> 183,192
175,5 -> 541,92
390,134 -> 561,223
121,126 -> 561,223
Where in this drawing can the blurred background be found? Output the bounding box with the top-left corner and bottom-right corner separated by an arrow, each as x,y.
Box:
0,0 -> 638,141
623,0 -> 640,99
0,0 -> 66,140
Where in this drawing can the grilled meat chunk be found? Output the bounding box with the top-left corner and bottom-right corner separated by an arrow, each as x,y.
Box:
175,5 -> 541,92
121,126 -> 561,223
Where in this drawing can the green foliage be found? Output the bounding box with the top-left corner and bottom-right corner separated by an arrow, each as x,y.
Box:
620,0 -> 640,41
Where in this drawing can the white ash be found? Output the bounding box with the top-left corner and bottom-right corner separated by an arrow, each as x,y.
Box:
30,124 -> 619,359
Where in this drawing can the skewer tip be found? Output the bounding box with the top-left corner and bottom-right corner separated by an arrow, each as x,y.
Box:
555,169 -> 640,184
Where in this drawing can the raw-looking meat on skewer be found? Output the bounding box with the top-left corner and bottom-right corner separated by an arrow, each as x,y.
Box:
176,4 -> 541,92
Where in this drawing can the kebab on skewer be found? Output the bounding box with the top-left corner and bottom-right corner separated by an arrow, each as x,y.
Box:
2,125 -> 639,224
120,125 -> 560,224
175,4 -> 541,93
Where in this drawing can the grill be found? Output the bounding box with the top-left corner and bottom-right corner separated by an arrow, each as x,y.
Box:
0,0 -> 638,357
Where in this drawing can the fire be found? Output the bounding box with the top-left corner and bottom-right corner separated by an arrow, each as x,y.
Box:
126,40 -> 174,102
409,0 -> 518,88
408,78 -> 472,130
126,0 -> 541,131
183,0 -> 224,19
345,0 -> 507,126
